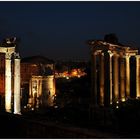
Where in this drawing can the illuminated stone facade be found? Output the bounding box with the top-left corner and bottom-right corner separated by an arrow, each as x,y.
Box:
88,40 -> 140,108
20,56 -> 55,109
0,45 -> 21,114
28,75 -> 55,110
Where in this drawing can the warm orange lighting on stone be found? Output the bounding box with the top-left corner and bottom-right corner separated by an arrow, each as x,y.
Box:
29,75 -> 56,109
121,98 -> 126,102
89,39 -> 139,108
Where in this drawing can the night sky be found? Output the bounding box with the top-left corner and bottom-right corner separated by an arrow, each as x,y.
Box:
0,1 -> 140,61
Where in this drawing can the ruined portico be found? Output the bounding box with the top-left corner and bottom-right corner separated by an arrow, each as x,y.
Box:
88,40 -> 140,108
0,45 -> 21,114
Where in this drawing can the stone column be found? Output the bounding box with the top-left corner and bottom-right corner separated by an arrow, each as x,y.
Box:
91,51 -> 98,106
39,78 -> 42,106
36,78 -> 39,109
104,50 -> 112,106
14,53 -> 21,114
46,75 -> 55,106
32,79 -> 37,109
108,50 -> 113,104
28,79 -> 33,108
120,56 -> 126,101
136,55 -> 140,98
125,54 -> 131,98
113,54 -> 119,103
5,53 -> 12,113
99,52 -> 104,106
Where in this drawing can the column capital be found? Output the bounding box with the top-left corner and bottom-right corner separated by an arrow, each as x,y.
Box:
125,53 -> 131,59
92,50 -> 100,56
14,52 -> 20,59
101,52 -> 104,56
5,52 -> 12,59
113,52 -> 120,58
120,55 -> 127,59
135,55 -> 140,59
107,50 -> 113,57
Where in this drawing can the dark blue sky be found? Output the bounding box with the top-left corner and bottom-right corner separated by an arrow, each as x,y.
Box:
0,1 -> 140,61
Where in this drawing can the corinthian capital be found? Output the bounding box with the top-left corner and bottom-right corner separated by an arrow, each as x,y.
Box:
14,52 -> 20,59
5,53 -> 12,59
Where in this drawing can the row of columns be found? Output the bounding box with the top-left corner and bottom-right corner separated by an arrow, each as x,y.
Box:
91,50 -> 140,107
5,52 -> 21,114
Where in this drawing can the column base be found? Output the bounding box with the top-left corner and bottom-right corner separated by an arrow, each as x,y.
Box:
136,97 -> 140,99
5,109 -> 12,113
14,112 -> 21,115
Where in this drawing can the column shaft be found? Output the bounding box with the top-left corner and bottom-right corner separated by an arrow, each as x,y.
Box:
120,57 -> 126,101
14,56 -> 21,114
113,55 -> 119,102
136,55 -> 140,98
125,55 -> 130,98
104,51 -> 112,106
28,79 -> 33,107
91,52 -> 98,106
109,52 -> 113,104
99,53 -> 104,106
5,54 -> 12,112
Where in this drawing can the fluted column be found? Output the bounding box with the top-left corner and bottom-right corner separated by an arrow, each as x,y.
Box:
14,53 -> 21,114
5,53 -> 12,113
136,55 -> 140,98
120,56 -> 126,101
125,54 -> 131,98
113,54 -> 119,103
99,52 -> 104,106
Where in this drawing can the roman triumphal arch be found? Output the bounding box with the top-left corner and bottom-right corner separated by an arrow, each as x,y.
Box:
0,45 -> 21,114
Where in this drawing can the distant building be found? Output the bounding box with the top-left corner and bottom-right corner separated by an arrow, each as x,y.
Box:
20,55 -> 55,109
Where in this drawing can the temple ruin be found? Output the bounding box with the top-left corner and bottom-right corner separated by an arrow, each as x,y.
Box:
88,40 -> 140,110
0,39 -> 21,114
